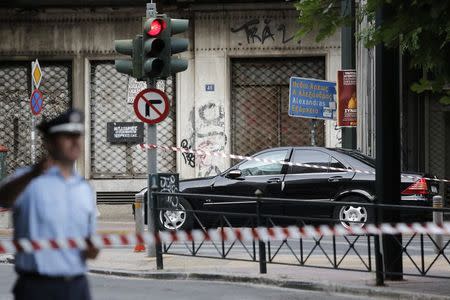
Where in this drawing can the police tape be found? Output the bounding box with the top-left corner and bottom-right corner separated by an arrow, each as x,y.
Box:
138,143 -> 450,184
1,221 -> 450,254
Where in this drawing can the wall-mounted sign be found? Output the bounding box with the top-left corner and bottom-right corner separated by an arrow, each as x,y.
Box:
107,122 -> 144,144
127,77 -> 147,104
205,84 -> 215,92
337,70 -> 357,127
288,77 -> 336,120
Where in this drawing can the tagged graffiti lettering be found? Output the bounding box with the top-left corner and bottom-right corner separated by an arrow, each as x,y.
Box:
159,174 -> 179,207
231,18 -> 301,45
181,139 -> 195,168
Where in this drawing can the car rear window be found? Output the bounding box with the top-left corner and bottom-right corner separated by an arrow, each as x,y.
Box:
337,149 -> 376,168
289,150 -> 331,174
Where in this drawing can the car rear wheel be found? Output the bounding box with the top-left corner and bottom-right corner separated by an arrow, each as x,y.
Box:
158,198 -> 194,231
333,196 -> 373,229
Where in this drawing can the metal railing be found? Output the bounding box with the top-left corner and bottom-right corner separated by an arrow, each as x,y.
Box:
145,189 -> 450,284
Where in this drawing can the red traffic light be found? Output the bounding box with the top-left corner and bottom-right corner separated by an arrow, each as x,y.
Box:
147,19 -> 166,36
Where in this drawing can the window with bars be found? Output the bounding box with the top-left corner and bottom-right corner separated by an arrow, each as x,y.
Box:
0,61 -> 72,175
231,57 -> 326,157
89,61 -> 176,178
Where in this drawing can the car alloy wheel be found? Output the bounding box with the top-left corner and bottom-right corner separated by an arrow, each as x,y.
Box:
159,203 -> 187,230
338,205 -> 368,229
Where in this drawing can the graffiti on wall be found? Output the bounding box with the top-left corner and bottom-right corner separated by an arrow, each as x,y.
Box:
231,18 -> 301,45
180,139 -> 195,168
196,102 -> 227,177
181,108 -> 196,169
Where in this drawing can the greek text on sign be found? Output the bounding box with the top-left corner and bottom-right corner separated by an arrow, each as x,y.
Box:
288,77 -> 336,121
337,70 -> 357,127
106,122 -> 144,144
133,88 -> 170,125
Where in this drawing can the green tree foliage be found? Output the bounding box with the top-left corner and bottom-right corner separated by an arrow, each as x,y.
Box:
295,0 -> 450,104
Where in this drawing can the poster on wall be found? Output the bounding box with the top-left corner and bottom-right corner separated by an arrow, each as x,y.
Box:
337,70 -> 357,127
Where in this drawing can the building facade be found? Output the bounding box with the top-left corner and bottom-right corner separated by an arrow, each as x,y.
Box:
0,1 -> 341,200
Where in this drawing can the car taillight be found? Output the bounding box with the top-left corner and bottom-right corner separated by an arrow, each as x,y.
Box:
401,178 -> 429,195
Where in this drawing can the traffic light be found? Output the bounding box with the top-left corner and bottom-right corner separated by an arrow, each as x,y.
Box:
114,36 -> 143,80
168,18 -> 189,74
142,15 -> 189,79
143,17 -> 168,78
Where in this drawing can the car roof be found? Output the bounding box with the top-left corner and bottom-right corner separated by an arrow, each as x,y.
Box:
251,146 -> 374,170
254,146 -> 337,154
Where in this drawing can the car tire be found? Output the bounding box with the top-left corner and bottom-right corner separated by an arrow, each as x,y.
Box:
333,195 -> 374,229
158,198 -> 194,231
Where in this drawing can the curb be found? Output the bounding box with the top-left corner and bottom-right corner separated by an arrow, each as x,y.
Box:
88,268 -> 450,300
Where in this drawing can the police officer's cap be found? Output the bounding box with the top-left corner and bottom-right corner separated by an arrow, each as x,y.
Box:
37,108 -> 84,135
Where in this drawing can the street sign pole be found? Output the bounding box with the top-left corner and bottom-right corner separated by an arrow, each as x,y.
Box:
146,80 -> 158,258
30,61 -> 36,165
310,119 -> 317,146
146,1 -> 157,258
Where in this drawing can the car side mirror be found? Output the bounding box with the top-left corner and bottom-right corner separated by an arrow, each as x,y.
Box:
226,169 -> 242,179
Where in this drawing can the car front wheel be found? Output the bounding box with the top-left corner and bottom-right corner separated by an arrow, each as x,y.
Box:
158,198 -> 193,230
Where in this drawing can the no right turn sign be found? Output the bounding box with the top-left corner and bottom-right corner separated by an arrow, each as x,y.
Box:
133,88 -> 170,125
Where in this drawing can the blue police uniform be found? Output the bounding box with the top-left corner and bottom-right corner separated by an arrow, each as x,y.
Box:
13,166 -> 96,276
4,108 -> 97,300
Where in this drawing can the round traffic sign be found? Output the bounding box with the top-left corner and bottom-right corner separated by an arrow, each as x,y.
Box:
133,88 -> 170,125
30,89 -> 44,115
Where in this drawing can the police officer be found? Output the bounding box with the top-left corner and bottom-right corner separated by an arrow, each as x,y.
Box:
0,108 -> 99,300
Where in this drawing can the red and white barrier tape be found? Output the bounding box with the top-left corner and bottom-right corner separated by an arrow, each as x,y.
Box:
2,222 -> 450,254
138,144 -> 450,184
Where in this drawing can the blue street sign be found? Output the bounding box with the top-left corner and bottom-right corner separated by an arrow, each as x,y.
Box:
30,89 -> 44,115
288,77 -> 336,120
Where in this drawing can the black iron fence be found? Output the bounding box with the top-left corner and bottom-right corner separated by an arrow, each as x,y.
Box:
148,189 -> 450,284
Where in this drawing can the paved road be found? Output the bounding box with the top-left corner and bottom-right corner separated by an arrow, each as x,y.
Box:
0,264 -> 368,300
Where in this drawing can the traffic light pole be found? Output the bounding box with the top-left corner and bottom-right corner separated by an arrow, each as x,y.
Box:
146,2 -> 158,258
146,79 -> 158,258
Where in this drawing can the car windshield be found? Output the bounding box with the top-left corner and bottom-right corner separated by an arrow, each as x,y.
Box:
336,149 -> 376,168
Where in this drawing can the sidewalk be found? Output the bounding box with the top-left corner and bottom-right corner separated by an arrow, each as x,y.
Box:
1,221 -> 450,299
89,222 -> 450,299
88,247 -> 450,300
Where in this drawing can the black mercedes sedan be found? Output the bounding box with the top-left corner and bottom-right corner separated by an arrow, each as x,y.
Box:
139,147 -> 439,230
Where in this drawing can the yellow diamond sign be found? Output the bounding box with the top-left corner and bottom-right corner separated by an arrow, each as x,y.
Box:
32,59 -> 42,88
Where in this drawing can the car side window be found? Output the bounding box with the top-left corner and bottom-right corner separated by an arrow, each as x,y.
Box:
330,157 -> 346,172
238,150 -> 288,176
289,150 -> 330,174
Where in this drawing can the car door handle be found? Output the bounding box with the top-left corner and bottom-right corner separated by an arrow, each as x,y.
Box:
267,178 -> 281,183
328,176 -> 343,182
